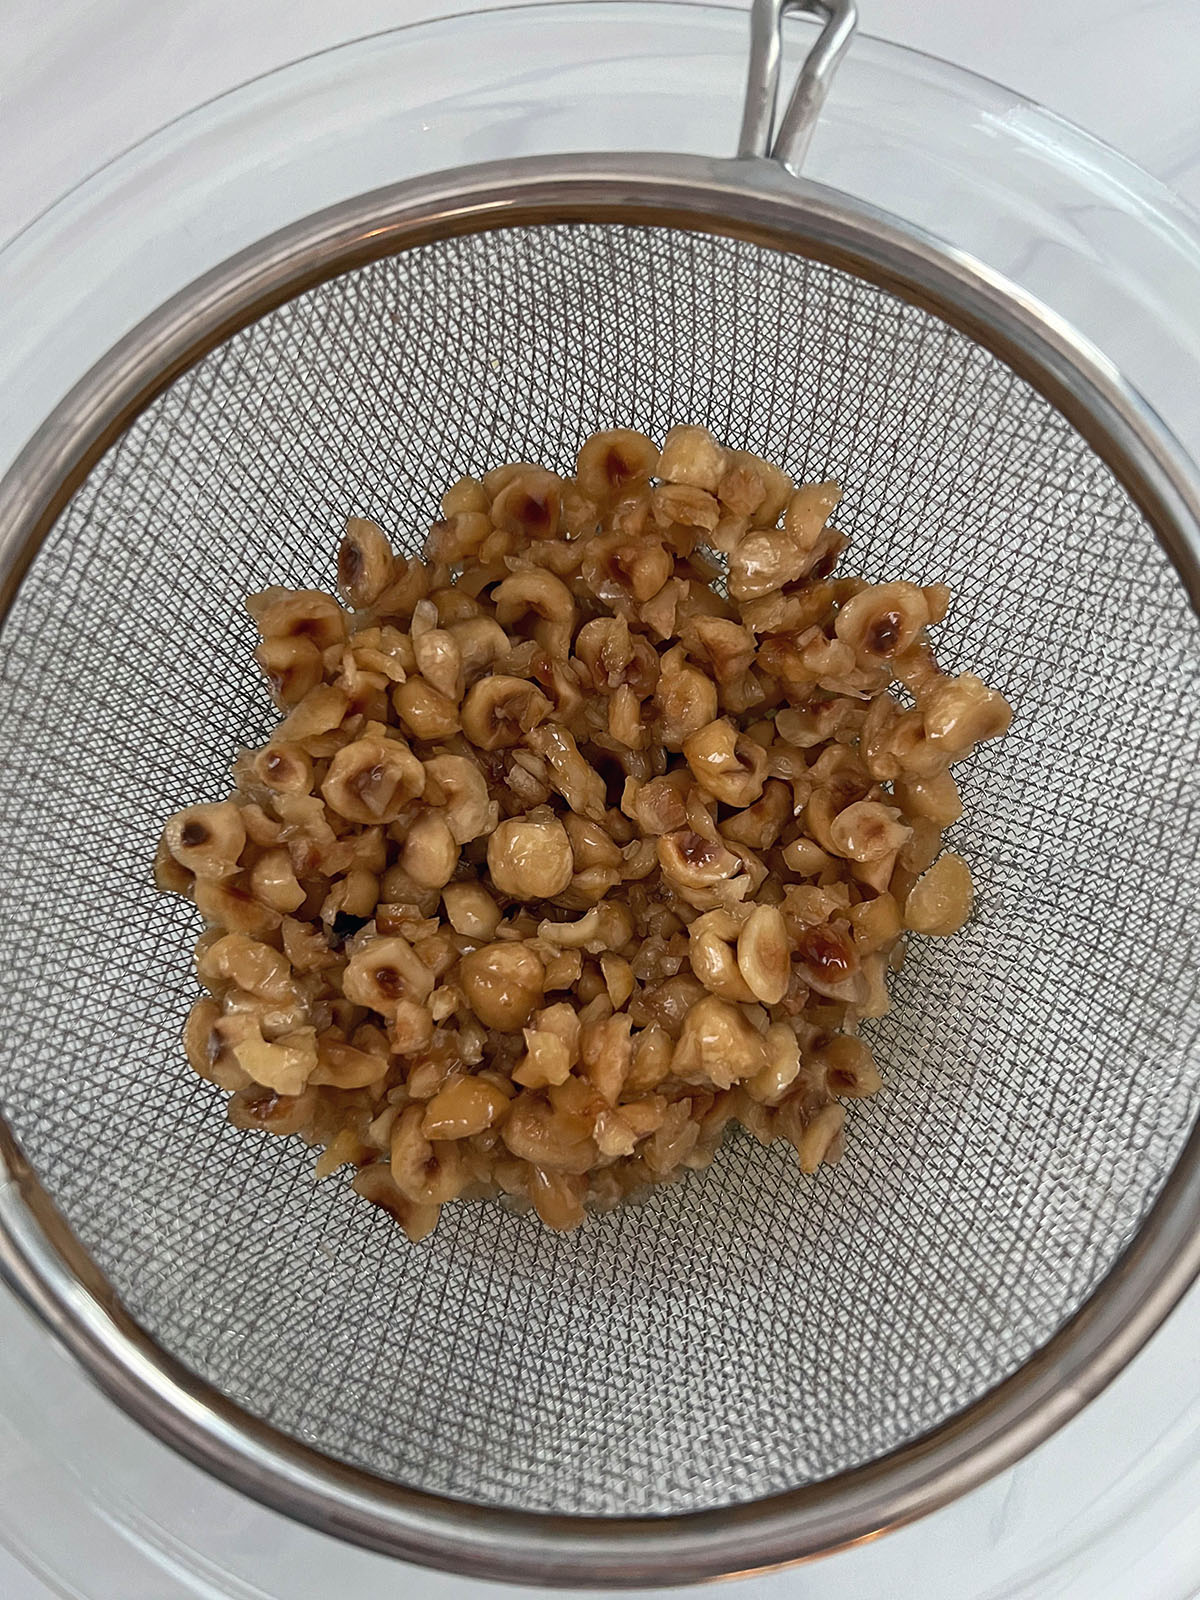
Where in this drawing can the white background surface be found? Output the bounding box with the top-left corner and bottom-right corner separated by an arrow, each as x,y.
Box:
2,2 -> 1200,1597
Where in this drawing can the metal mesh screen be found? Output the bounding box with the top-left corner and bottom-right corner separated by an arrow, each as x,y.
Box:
0,223 -> 1197,1516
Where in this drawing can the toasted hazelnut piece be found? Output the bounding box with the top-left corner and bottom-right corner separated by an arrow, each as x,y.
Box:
163,800 -> 246,880
248,848 -> 306,914
653,649 -> 719,749
352,1163 -> 440,1241
389,1104 -> 468,1205
795,1102 -> 846,1174
254,637 -> 324,709
459,941 -> 545,1030
828,800 -> 912,863
501,1092 -> 598,1175
251,743 -> 313,795
904,852 -> 974,936
421,754 -> 497,844
197,933 -> 295,1002
421,1076 -> 510,1140
449,616 -> 510,683
392,678 -> 461,741
575,428 -> 659,502
489,467 -> 563,539
736,905 -> 790,1004
745,1021 -> 802,1105
652,482 -> 722,533
682,718 -> 768,807
671,995 -> 768,1090
392,810 -> 456,890
184,998 -> 252,1091
233,1027 -> 318,1098
536,901 -> 634,954
337,517 -> 394,607
321,735 -> 425,823
657,424 -> 726,492
921,673 -> 1013,757
657,827 -> 742,894
193,875 -> 282,937
275,683 -> 349,743
441,881 -> 501,939
460,675 -> 551,751
688,912 -> 756,1003
488,812 -> 574,900
719,779 -> 792,850
228,1082 -> 318,1138
409,599 -> 464,702
782,480 -> 841,551
894,769 -> 963,828
834,581 -> 929,660
793,921 -> 859,999
817,1034 -> 883,1098
581,530 -> 673,606
343,935 -> 435,1015
246,587 -> 346,650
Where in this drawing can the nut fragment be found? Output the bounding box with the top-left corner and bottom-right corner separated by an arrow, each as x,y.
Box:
904,852 -> 974,936
459,941 -> 545,1029
338,517 -> 394,607
321,736 -> 425,823
488,812 -> 574,899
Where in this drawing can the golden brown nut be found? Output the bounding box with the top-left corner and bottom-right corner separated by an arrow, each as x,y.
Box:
459,941 -> 545,1029
688,911 -> 756,1003
248,848 -> 306,914
352,1163 -> 440,1241
795,1102 -> 845,1174
193,875 -> 282,938
736,905 -> 790,1004
321,735 -> 425,823
460,675 -> 551,750
894,769 -> 963,828
441,881 -> 501,938
487,812 -> 574,899
904,852 -> 974,935
489,466 -> 563,540
745,1021 -> 802,1105
343,935 -> 434,1014
682,718 -> 768,807
834,581 -> 929,660
671,995 -> 768,1090
501,1091 -> 598,1174
163,801 -> 246,880
581,530 -> 673,606
421,1076 -> 510,1140
246,587 -> 346,650
575,428 -> 660,503
782,480 -> 841,551
828,800 -> 912,863
233,1028 -> 318,1097
400,811 -> 460,890
817,1034 -> 883,1098
657,424 -> 725,492
254,637 -> 324,709
392,678 -> 461,741
921,673 -> 1013,756
337,517 -> 394,608
390,1104 -> 468,1204
656,828 -> 742,899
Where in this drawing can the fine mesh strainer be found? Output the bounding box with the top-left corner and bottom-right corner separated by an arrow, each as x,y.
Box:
1,0 -> 1200,1585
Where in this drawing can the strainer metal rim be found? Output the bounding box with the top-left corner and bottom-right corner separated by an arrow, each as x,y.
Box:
1,153 -> 1200,1587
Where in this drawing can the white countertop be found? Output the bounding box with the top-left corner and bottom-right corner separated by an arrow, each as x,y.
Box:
2,3 -> 1199,1597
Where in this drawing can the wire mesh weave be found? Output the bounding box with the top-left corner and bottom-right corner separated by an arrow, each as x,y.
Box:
0,222 -> 1197,1516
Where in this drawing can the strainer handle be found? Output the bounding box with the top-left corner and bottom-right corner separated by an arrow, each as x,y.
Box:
738,0 -> 857,174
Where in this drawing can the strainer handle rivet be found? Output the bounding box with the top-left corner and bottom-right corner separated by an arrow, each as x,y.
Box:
738,0 -> 857,174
